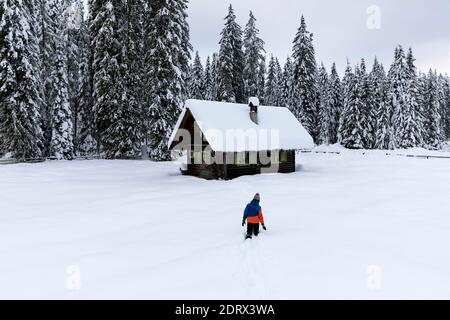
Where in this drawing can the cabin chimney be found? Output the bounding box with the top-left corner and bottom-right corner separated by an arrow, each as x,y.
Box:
248,97 -> 260,125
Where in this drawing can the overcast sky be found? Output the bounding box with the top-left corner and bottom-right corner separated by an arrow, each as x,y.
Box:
83,0 -> 450,75
187,0 -> 450,76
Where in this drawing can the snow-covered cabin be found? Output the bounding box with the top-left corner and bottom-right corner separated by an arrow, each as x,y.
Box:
168,98 -> 314,180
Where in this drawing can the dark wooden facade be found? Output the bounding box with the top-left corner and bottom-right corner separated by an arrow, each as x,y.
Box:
182,149 -> 296,180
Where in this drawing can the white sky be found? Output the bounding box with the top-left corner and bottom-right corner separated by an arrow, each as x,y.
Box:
187,0 -> 450,76
83,0 -> 450,76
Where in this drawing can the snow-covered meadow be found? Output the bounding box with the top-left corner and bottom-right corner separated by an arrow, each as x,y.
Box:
1,150 -> 450,299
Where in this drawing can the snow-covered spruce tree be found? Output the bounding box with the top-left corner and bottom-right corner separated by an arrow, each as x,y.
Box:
442,76 -> 450,139
291,15 -> 319,143
38,0 -> 62,157
210,52 -> 219,101
264,55 -> 279,105
371,58 -> 394,149
66,0 -> 95,155
357,59 -> 376,149
279,56 -> 294,109
400,48 -> 425,148
388,46 -> 412,149
185,63 -> 192,98
0,0 -> 44,159
188,51 -> 205,100
30,0 -> 43,62
144,0 -> 191,160
243,11 -> 265,100
338,64 -> 364,149
26,0 -> 45,147
77,44 -> 97,156
66,0 -> 82,150
274,58 -> 283,106
203,56 -> 213,100
317,63 -> 330,145
256,56 -> 266,104
0,0 -> 3,155
423,70 -> 444,149
76,5 -> 96,155
50,16 -> 74,160
90,0 -> 142,158
437,74 -> 448,141
217,5 -> 244,103
123,0 -> 145,156
90,0 -> 121,157
0,0 -> 6,156
327,63 -> 343,144
418,72 -> 430,144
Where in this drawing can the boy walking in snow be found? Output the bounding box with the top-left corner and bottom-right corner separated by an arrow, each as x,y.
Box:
242,193 -> 267,239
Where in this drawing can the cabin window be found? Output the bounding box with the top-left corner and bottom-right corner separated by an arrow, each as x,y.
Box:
280,150 -> 288,162
235,152 -> 247,166
249,151 -> 258,165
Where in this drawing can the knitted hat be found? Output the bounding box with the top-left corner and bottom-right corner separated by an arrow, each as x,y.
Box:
253,193 -> 260,201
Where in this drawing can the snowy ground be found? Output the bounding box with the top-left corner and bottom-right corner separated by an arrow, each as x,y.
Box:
1,151 -> 450,299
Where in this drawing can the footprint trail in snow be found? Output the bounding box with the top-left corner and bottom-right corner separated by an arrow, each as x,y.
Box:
240,237 -> 268,299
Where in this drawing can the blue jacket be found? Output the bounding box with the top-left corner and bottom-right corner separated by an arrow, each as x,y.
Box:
243,200 -> 264,224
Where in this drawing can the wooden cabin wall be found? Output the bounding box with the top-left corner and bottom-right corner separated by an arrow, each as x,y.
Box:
185,151 -> 227,180
278,150 -> 296,173
226,150 -> 296,179
185,164 -> 221,180
185,149 -> 296,180
225,164 -> 259,179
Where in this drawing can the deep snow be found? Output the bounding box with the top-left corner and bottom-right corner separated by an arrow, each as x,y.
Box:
1,151 -> 449,299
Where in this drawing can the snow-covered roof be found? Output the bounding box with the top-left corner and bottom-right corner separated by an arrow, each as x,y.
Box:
248,96 -> 260,106
169,99 -> 315,152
